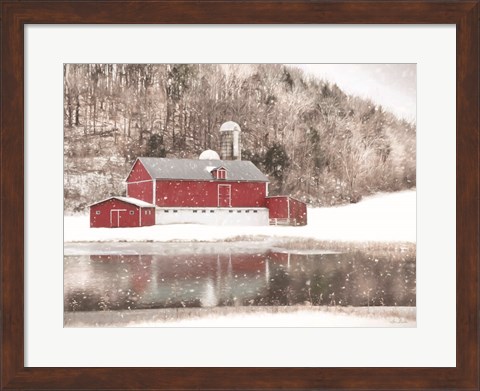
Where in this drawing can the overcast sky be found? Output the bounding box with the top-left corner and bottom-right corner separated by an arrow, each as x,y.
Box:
291,64 -> 416,122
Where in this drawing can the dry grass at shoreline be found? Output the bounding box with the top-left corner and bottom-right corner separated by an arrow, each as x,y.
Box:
275,238 -> 416,254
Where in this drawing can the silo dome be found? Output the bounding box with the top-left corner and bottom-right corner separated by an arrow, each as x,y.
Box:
199,149 -> 220,160
220,121 -> 241,132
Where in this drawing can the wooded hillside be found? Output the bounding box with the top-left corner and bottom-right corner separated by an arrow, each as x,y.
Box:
64,64 -> 416,212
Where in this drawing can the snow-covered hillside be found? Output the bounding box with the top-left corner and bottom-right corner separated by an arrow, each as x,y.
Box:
64,190 -> 416,243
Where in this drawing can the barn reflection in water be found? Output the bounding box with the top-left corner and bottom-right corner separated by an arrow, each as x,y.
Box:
64,249 -> 415,312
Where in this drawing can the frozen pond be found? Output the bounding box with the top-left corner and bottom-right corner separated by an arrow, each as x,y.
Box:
64,242 -> 415,312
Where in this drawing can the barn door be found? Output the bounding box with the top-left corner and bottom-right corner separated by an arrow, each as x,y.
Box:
218,185 -> 231,207
110,209 -> 126,227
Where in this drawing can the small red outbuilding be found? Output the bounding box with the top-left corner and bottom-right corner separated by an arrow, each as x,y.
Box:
90,197 -> 156,228
265,196 -> 307,226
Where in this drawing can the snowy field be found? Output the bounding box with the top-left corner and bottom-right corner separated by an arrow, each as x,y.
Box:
65,306 -> 416,328
64,190 -> 416,243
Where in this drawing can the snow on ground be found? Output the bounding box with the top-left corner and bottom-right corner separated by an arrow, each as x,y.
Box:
64,190 -> 416,243
65,306 -> 416,328
64,241 -> 341,256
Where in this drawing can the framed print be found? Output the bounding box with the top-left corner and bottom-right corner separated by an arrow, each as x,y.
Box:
1,1 -> 478,390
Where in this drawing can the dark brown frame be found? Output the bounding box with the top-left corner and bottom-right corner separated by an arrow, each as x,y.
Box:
1,1 -> 478,390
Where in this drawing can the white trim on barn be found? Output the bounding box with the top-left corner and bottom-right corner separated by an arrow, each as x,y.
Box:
217,184 -> 232,207
110,209 -> 127,227
89,196 -> 156,208
123,157 -> 154,183
153,179 -> 156,206
123,157 -> 139,183
126,179 -> 154,184
145,178 -> 266,183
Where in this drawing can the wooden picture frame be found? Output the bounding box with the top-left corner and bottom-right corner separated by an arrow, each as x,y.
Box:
1,1 -> 478,389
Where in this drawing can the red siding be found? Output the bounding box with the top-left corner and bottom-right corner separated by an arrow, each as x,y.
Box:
266,197 -> 289,219
126,160 -> 152,182
144,253 -> 271,279
90,198 -> 155,228
266,196 -> 307,226
140,207 -> 156,226
266,251 -> 289,264
231,182 -> 266,207
155,180 -> 266,208
289,198 -> 307,226
127,181 -> 153,204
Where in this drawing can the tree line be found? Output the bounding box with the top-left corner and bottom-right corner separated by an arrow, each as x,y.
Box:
64,63 -> 415,210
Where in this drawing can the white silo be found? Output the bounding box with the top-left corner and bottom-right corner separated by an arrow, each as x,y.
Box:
219,121 -> 241,160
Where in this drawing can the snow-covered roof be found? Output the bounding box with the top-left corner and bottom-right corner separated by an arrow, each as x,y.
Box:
137,157 -> 269,182
90,196 -> 156,208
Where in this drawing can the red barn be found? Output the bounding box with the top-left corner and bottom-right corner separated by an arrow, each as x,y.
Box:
126,157 -> 269,208
266,196 -> 308,226
90,197 -> 155,228
88,121 -> 307,227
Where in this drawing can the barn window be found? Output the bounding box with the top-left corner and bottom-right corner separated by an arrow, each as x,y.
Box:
246,210 -> 250,213
237,210 -> 241,213
253,210 -> 258,213
193,210 -> 198,213
95,210 -> 101,215
202,210 -> 206,213
229,210 -> 234,213
129,211 -> 134,215
173,210 -> 178,213
213,167 -> 227,180
210,210 -> 214,213
164,210 -> 169,213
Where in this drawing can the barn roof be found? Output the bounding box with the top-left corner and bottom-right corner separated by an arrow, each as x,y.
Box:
90,196 -> 156,208
136,157 -> 269,182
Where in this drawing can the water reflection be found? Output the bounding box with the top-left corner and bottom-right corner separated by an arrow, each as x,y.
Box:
64,249 -> 415,311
